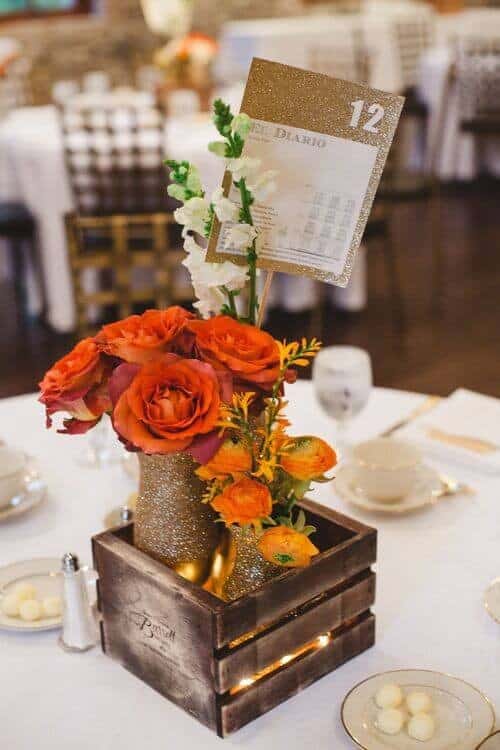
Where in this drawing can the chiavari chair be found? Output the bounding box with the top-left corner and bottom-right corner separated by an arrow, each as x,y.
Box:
60,102 -> 192,335
65,213 -> 192,338
456,36 -> 500,136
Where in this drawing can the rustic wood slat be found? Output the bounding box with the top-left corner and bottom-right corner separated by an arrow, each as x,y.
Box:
218,613 -> 376,737
213,510 -> 376,649
92,503 -> 377,737
214,570 -> 375,693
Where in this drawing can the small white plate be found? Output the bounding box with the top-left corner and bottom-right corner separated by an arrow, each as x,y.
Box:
0,558 -> 62,632
335,463 -> 442,514
0,457 -> 46,524
478,731 -> 500,749
341,669 -> 495,750
484,578 -> 500,624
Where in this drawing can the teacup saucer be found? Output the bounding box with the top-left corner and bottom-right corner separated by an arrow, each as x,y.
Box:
0,457 -> 47,524
335,463 -> 442,514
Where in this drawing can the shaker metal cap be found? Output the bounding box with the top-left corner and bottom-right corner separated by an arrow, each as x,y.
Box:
62,552 -> 80,573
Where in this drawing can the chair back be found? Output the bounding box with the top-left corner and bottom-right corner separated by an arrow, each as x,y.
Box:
456,38 -> 500,127
305,22 -> 368,83
60,103 -> 167,215
66,212 -> 193,337
392,6 -> 436,89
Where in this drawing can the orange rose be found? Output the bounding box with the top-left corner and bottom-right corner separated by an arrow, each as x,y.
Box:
113,355 -> 221,454
211,476 -> 272,526
39,338 -> 111,433
196,437 -> 252,481
188,316 -> 280,390
280,436 -> 337,480
258,526 -> 319,567
96,306 -> 194,364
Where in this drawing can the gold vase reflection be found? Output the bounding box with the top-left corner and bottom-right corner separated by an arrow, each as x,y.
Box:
208,525 -> 282,601
134,452 -> 220,585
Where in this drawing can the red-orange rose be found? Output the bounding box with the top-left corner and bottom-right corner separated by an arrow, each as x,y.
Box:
96,306 -> 194,364
188,316 -> 280,390
112,355 -> 221,454
39,338 -> 111,433
211,476 -> 272,526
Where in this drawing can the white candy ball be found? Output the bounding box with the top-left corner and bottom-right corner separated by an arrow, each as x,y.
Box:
42,596 -> 62,618
376,708 -> 405,735
14,583 -> 37,602
1,594 -> 20,617
407,713 -> 436,741
19,599 -> 42,622
406,690 -> 433,715
375,683 -> 404,709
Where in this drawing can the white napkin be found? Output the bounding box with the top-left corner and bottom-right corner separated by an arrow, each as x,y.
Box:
397,389 -> 500,475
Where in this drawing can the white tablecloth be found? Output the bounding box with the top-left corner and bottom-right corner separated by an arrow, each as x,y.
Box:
0,105 -> 367,331
1,384 -> 499,748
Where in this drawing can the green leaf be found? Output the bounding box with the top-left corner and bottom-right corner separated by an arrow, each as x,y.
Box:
302,525 -> 316,537
207,141 -> 228,157
274,553 -> 294,565
295,509 -> 306,532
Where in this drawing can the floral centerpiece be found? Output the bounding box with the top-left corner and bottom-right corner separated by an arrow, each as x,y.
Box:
39,100 -> 337,600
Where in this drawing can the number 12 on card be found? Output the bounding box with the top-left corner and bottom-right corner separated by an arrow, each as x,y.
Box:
349,100 -> 385,134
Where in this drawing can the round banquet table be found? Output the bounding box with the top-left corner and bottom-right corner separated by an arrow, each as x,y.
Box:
1,383 -> 499,748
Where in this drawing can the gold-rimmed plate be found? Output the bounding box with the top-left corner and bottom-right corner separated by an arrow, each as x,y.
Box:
341,669 -> 495,750
0,457 -> 46,524
335,464 -> 442,514
477,731 -> 500,749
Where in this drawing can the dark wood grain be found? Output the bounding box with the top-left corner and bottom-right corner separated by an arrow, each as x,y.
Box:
214,570 -> 375,693
92,501 -> 376,737
219,613 -> 376,737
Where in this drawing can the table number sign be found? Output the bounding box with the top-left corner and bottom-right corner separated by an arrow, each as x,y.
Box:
207,58 -> 404,286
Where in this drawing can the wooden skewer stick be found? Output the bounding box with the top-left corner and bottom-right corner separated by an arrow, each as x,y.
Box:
256,271 -> 274,328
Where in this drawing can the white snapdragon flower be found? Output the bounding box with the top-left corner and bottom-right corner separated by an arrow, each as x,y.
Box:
226,156 -> 261,182
182,234 -> 247,318
248,170 -> 279,202
211,187 -> 240,223
227,222 -> 257,251
193,287 -> 226,319
174,196 -> 209,237
231,113 -> 252,139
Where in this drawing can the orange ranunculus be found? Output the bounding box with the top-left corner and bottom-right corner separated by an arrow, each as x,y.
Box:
96,306 -> 195,365
280,436 -> 337,480
39,338 -> 111,433
211,476 -> 272,526
188,316 -> 280,390
196,437 -> 252,481
258,526 -> 319,568
112,355 -> 221,454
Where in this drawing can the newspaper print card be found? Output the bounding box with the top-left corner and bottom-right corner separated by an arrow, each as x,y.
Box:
206,58 -> 404,286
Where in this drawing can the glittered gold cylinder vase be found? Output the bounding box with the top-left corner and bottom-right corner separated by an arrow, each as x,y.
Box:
134,452 -> 220,584
217,525 -> 283,602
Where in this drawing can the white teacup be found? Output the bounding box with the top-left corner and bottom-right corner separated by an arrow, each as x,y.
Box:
0,446 -> 26,508
351,438 -> 421,503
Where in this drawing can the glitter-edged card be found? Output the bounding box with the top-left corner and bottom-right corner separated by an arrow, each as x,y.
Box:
206,58 -> 404,287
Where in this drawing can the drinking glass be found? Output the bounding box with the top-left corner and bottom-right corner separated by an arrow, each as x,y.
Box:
76,414 -> 124,469
313,346 -> 373,458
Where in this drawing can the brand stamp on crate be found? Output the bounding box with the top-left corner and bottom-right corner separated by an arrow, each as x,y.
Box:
93,499 -> 377,737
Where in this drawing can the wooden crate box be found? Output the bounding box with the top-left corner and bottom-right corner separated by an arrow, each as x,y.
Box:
92,498 -> 377,737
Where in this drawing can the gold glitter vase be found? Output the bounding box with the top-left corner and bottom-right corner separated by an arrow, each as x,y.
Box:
134,452 -> 220,585
216,525 -> 283,602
